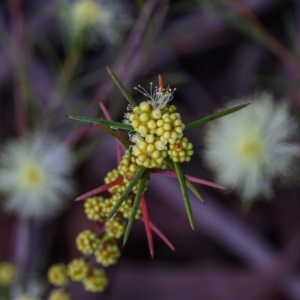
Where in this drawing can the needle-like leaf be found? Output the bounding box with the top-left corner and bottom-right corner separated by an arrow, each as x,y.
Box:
75,177 -> 123,201
92,123 -> 132,146
174,162 -> 195,230
153,170 -> 226,189
165,158 -> 204,202
185,103 -> 250,130
146,221 -> 175,251
68,115 -> 133,131
108,167 -> 146,220
106,67 -> 137,108
140,196 -> 154,257
99,102 -> 125,163
123,174 -> 147,246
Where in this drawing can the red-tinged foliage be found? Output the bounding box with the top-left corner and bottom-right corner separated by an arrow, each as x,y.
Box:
140,196 -> 154,257
153,170 -> 226,190
75,177 -> 123,201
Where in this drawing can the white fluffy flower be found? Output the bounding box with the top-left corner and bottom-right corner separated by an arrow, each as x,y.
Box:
203,93 -> 300,200
60,0 -> 131,45
0,133 -> 74,219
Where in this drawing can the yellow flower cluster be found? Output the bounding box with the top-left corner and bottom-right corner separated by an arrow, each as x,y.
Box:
76,230 -> 99,254
48,256 -> 109,297
0,262 -> 15,286
48,80 -> 195,298
125,84 -> 194,167
83,268 -> 108,293
48,289 -> 70,300
94,235 -> 121,267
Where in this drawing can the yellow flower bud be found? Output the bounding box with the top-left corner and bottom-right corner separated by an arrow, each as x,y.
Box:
67,259 -> 89,281
48,264 -> 68,286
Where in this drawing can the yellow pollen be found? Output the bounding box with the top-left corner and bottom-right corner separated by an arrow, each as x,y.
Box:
21,165 -> 43,187
72,0 -> 102,29
236,137 -> 263,160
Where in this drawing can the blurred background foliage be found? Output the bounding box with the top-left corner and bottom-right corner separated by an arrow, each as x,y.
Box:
1,0 -> 300,299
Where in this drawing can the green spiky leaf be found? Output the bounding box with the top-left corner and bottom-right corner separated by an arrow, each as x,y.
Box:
93,123 -> 132,147
164,157 -> 204,202
108,167 -> 146,220
185,103 -> 250,130
123,174 -> 147,245
174,162 -> 195,230
106,67 -> 137,108
68,115 -> 133,131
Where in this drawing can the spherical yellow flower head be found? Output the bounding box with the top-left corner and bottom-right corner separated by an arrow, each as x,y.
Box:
104,169 -> 125,195
118,150 -> 141,182
156,112 -> 185,145
47,264 -> 68,286
168,137 -> 194,163
105,217 -> 126,239
99,197 -> 115,218
0,262 -> 15,286
71,0 -> 103,31
67,258 -> 89,281
84,196 -> 104,221
94,236 -> 120,267
130,133 -> 167,169
76,230 -> 100,255
48,289 -> 70,300
83,268 -> 108,293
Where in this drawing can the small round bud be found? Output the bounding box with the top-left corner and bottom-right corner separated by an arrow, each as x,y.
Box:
94,236 -> 121,267
76,230 -> 99,255
48,264 -> 68,286
83,269 -> 108,293
67,259 -> 89,281
151,109 -> 161,119
140,101 -> 151,112
48,289 -> 70,300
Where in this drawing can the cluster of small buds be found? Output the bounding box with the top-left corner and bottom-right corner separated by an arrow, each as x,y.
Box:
47,264 -> 68,286
48,78 -> 195,298
67,258 -> 89,281
84,196 -> 103,221
94,236 -> 121,267
83,268 -> 108,293
48,256 -> 109,297
105,217 -> 126,238
168,137 -> 194,162
124,82 -> 194,165
104,169 -> 126,194
118,150 -> 140,181
48,289 -> 70,300
130,132 -> 168,169
76,230 -> 100,255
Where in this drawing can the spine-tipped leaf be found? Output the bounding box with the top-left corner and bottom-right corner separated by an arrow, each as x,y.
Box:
174,162 -> 195,230
185,103 -> 250,130
123,174 -> 147,246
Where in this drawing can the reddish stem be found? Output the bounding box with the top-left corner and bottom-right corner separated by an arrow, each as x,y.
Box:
75,177 -> 123,201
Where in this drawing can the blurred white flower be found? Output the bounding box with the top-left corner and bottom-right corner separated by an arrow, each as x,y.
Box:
60,0 -> 131,45
14,295 -> 38,300
203,93 -> 300,200
0,133 -> 74,219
